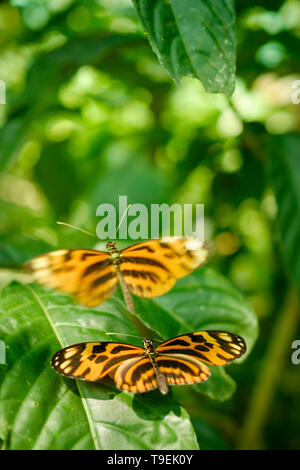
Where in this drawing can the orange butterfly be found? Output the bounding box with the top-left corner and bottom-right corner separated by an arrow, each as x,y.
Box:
51,330 -> 246,394
27,237 -> 210,307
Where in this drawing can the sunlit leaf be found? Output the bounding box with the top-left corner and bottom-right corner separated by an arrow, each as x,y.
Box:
0,282 -> 198,450
132,0 -> 236,94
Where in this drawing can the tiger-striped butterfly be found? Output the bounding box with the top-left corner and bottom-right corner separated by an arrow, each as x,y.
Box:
27,237 -> 210,307
51,330 -> 246,394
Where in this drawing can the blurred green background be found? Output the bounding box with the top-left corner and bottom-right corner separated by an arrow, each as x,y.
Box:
0,0 -> 300,450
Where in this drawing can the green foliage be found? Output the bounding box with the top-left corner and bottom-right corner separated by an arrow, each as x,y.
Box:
0,0 -> 299,451
0,282 -> 198,449
0,266 -> 257,449
269,136 -> 300,289
132,0 -> 236,94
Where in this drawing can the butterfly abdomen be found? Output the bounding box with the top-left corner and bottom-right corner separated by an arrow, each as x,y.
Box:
153,362 -> 169,395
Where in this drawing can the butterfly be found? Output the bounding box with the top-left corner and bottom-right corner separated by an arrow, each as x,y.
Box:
27,237 -> 210,307
51,330 -> 246,394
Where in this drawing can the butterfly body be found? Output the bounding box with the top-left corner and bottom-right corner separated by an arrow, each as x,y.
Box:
51,330 -> 246,395
27,237 -> 210,307
142,338 -> 169,395
106,241 -> 121,265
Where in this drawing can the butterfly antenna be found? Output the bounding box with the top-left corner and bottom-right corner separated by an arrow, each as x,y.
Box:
105,332 -> 142,340
116,204 -> 132,235
56,221 -> 96,238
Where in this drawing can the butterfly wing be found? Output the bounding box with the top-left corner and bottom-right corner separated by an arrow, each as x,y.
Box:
27,249 -> 118,306
157,331 -> 247,366
155,355 -> 210,386
114,356 -> 158,393
51,342 -> 144,382
119,237 -> 209,298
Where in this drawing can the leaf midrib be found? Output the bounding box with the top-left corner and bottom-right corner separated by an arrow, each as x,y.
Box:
26,285 -> 100,450
169,0 -> 232,76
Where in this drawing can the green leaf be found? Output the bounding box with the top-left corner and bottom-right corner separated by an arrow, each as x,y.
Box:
33,143 -> 81,219
269,135 -> 300,289
0,118 -> 27,172
16,34 -> 140,109
132,0 -> 236,95
0,34 -> 139,171
134,267 -> 258,400
0,282 -> 198,450
191,417 -> 230,449
0,235 -> 53,265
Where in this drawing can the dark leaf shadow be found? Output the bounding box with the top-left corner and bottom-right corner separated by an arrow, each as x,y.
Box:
132,388 -> 182,421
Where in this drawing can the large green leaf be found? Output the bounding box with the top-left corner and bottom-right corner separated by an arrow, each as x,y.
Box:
0,282 -> 198,450
133,267 -> 258,400
132,0 -> 236,95
0,263 -> 257,448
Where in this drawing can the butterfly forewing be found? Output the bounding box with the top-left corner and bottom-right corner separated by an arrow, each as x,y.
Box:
27,237 -> 209,306
27,249 -> 118,306
119,240 -> 176,298
157,331 -> 247,366
119,237 -> 209,298
51,342 -> 144,381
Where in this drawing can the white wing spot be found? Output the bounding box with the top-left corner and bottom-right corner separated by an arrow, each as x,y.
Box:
31,257 -> 49,269
185,239 -> 204,251
50,250 -> 68,257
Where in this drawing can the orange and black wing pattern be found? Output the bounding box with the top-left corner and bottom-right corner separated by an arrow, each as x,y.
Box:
27,237 -> 209,306
51,331 -> 247,394
112,354 -> 210,393
114,356 -> 158,393
152,330 -> 246,388
155,355 -> 211,387
52,342 -> 159,393
51,341 -> 144,382
27,249 -> 118,307
157,331 -> 247,366
119,237 -> 209,298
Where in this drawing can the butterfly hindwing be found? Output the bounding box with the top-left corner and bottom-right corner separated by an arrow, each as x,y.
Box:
119,237 -> 209,298
51,342 -> 144,382
157,331 -> 247,366
155,355 -> 210,385
114,356 -> 158,393
27,249 -> 118,306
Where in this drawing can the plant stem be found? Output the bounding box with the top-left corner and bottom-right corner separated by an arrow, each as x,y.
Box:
238,288 -> 299,449
117,267 -> 135,313
116,267 -> 156,339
